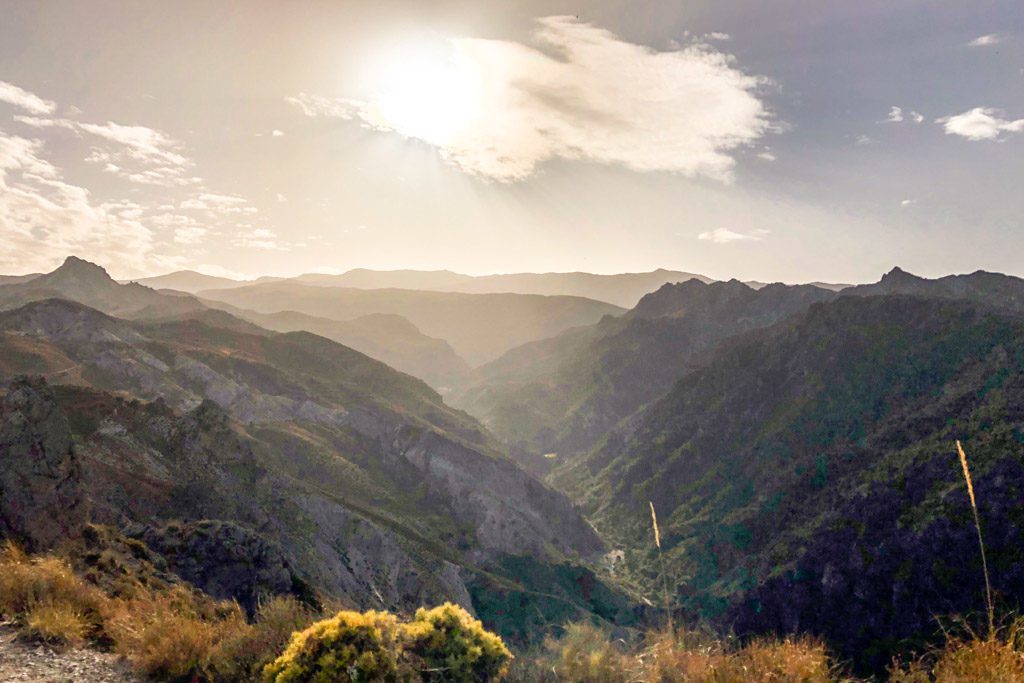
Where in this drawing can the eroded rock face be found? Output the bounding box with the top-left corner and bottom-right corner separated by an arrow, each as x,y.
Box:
0,376 -> 86,550
125,520 -> 314,615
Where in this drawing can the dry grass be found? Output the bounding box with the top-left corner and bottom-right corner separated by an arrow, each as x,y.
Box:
891,619 -> 1024,683
0,540 -> 316,681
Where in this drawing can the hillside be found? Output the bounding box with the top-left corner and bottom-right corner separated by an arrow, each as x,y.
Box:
552,294 -> 1024,671
0,295 -> 628,638
453,279 -> 835,469
199,281 -> 625,365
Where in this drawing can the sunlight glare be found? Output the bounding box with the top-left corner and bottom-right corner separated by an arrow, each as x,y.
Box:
368,45 -> 483,146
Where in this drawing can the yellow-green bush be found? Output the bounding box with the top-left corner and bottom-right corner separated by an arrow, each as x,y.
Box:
263,602 -> 511,682
402,603 -> 512,682
263,609 -> 401,682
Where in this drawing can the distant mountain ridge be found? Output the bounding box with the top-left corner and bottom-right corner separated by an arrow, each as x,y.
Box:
131,267 -> 853,307
200,281 -> 625,365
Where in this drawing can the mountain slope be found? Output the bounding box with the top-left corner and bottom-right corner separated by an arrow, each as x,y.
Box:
553,294 -> 1024,671
199,282 -> 625,365
453,280 -> 835,468
0,298 -> 610,626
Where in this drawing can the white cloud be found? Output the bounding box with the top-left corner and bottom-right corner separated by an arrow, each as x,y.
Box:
855,135 -> 873,146
288,16 -> 771,182
0,81 -> 56,115
0,132 -> 158,275
14,113 -> 194,186
757,151 -> 776,161
886,107 -> 924,124
706,32 -> 731,41
938,107 -> 1024,141
967,34 -> 1002,47
698,227 -> 768,244
900,199 -> 916,207
271,129 -> 285,137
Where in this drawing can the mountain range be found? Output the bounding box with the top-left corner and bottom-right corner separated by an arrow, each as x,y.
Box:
0,260 -> 633,644
198,281 -> 625,366
3,256 -> 1024,672
135,267 -> 852,308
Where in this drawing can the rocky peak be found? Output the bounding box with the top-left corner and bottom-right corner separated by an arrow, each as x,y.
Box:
37,256 -> 115,291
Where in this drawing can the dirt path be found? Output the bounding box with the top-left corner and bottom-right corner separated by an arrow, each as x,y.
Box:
0,627 -> 138,682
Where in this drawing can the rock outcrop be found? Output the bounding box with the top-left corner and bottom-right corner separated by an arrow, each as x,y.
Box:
0,376 -> 86,550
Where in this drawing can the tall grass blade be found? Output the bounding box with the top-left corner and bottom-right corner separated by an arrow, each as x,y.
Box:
956,440 -> 994,639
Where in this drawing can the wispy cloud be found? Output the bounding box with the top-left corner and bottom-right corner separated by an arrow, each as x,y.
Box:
0,80 -> 56,115
938,107 -> 1024,141
885,106 -> 924,124
967,34 -> 1002,47
698,227 -> 769,244
0,132 -> 158,274
14,114 -> 195,186
0,80 -> 272,274
288,16 -> 772,182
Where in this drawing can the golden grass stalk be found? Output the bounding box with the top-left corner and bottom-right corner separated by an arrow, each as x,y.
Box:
649,501 -> 673,636
956,440 -> 994,639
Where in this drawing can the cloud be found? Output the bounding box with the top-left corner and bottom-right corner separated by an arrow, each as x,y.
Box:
698,227 -> 768,244
900,199 -> 916,207
0,81 -> 56,115
967,34 -> 1002,47
0,132 -> 158,275
14,113 -> 195,186
938,107 -> 1024,141
288,16 -> 771,182
271,129 -> 284,137
756,151 -> 776,161
886,106 -> 924,124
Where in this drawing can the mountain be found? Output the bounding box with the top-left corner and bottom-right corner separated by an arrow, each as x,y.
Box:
0,297 -> 624,640
199,282 -> 625,366
199,304 -> 472,391
845,266 -> 1024,315
0,256 -> 204,319
552,293 -> 1024,672
452,279 -> 836,470
129,269 -> 253,293
295,268 -> 714,308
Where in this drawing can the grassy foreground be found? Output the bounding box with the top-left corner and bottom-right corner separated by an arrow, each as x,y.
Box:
2,541 -> 1024,681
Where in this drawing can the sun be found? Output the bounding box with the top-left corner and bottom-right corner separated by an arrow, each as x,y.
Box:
367,45 -> 483,146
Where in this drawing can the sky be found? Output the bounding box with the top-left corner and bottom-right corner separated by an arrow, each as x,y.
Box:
0,0 -> 1021,282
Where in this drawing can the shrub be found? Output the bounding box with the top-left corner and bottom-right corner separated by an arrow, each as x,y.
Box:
263,609 -> 402,682
0,542 -> 105,643
401,603 -> 513,682
212,596 -> 315,681
24,601 -> 91,645
539,621 -> 630,683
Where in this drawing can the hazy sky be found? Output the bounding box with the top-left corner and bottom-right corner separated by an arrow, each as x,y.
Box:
0,1 -> 1021,281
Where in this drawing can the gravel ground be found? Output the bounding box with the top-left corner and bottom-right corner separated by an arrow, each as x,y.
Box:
0,626 -> 139,682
